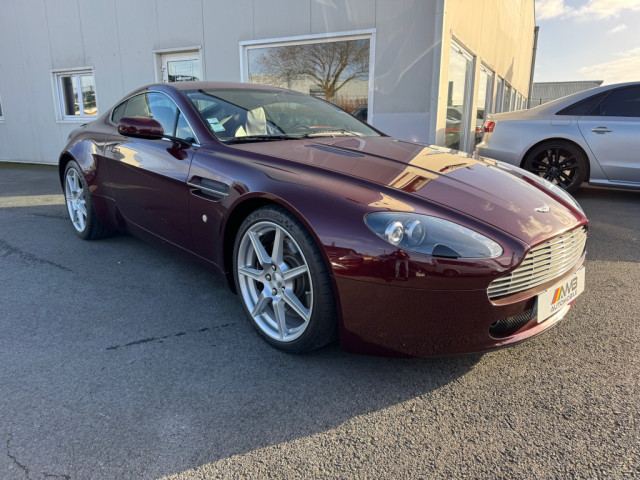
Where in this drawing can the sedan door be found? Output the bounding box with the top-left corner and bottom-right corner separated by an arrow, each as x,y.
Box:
578,86 -> 640,184
105,92 -> 199,249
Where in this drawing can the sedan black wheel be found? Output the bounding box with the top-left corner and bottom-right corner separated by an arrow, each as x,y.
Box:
64,161 -> 113,240
233,206 -> 337,353
522,141 -> 587,194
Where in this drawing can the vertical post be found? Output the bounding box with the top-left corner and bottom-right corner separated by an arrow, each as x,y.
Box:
527,26 -> 539,109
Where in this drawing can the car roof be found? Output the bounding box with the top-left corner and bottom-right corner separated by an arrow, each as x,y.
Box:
533,81 -> 640,112
145,81 -> 290,92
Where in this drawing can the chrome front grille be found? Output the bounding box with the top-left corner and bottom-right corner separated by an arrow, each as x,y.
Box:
488,227 -> 587,300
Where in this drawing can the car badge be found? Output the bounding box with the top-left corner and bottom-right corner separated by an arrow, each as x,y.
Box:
535,205 -> 550,213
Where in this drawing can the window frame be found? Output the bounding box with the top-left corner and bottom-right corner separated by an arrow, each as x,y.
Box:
52,67 -> 99,122
446,38 -> 475,152
239,29 -> 376,124
109,90 -> 201,146
583,85 -> 640,118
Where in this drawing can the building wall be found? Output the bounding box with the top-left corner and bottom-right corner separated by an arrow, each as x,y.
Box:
0,0 -> 532,164
434,0 -> 536,149
0,0 -> 442,164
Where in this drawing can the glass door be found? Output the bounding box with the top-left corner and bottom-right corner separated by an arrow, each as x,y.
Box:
160,51 -> 201,83
445,41 -> 473,151
475,65 -> 494,146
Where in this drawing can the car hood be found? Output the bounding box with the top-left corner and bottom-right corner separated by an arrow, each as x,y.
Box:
231,136 -> 584,246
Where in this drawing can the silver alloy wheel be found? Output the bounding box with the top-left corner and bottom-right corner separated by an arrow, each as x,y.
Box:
65,168 -> 87,232
236,220 -> 313,342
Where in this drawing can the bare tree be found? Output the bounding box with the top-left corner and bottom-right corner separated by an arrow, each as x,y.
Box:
257,40 -> 369,102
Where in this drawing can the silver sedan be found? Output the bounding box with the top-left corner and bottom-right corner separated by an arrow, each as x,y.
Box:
476,82 -> 640,193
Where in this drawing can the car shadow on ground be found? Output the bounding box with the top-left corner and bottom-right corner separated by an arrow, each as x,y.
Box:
573,185 -> 639,263
1,190 -> 482,478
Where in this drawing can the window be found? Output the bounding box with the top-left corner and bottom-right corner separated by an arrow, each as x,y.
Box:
242,32 -> 373,121
495,77 -> 504,113
503,84 -> 512,112
475,65 -> 494,145
157,50 -> 202,83
56,70 -> 97,119
586,86 -> 640,117
111,92 -> 196,142
185,87 -> 379,142
445,41 -> 474,150
556,92 -> 606,116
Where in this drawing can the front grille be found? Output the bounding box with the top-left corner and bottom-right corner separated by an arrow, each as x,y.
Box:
488,227 -> 587,300
489,309 -> 533,337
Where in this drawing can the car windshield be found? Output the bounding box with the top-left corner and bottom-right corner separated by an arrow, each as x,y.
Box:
185,88 -> 380,143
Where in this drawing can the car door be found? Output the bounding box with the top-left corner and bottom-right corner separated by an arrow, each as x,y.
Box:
105,91 -> 199,249
577,85 -> 640,184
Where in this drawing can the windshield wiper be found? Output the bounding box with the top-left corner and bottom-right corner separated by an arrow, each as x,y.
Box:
301,129 -> 364,138
226,134 -> 302,144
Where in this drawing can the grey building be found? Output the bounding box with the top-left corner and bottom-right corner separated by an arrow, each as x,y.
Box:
529,80 -> 603,107
0,0 -> 536,165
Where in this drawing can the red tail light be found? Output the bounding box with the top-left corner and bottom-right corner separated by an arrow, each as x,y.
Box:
483,121 -> 495,133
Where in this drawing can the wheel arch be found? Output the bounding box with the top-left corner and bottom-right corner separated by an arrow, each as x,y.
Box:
519,137 -> 591,183
58,151 -> 76,187
221,194 -> 338,304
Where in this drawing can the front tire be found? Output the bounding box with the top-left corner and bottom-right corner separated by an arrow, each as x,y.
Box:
233,206 -> 337,353
63,161 -> 113,240
522,141 -> 587,194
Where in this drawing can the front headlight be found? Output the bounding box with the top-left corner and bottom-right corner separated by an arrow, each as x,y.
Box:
365,212 -> 503,259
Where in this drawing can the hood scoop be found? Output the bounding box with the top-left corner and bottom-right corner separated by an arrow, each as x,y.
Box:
307,144 -> 364,157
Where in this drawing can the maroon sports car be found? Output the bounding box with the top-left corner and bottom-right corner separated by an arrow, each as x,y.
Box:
59,82 -> 588,357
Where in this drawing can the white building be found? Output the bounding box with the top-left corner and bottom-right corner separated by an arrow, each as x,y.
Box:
0,0 -> 536,165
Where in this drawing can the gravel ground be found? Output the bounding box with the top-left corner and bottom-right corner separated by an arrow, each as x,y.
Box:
0,162 -> 638,479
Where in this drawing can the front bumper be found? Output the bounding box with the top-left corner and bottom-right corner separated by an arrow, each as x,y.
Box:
335,255 -> 585,357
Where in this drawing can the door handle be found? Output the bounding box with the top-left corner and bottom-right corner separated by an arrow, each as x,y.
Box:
591,127 -> 612,134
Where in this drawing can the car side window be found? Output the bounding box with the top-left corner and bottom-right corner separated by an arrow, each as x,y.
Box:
175,111 -> 196,142
556,93 -> 605,116
111,101 -> 127,123
148,93 -> 178,137
586,87 -> 640,117
123,93 -> 152,118
147,93 -> 196,141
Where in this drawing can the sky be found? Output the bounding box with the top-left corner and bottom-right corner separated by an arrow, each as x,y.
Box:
534,0 -> 640,84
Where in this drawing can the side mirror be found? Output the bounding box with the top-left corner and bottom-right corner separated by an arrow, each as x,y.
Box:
118,117 -> 164,139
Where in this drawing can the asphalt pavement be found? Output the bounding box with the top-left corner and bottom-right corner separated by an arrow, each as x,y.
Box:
0,162 -> 638,479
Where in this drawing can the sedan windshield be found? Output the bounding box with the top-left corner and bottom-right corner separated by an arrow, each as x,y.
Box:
185,88 -> 380,143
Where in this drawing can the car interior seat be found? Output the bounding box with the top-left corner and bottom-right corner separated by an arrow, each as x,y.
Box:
235,107 -> 267,137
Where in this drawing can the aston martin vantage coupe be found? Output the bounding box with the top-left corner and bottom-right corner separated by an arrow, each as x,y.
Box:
59,82 -> 588,357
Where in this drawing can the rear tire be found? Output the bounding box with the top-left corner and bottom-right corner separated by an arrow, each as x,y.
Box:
63,161 -> 114,240
233,206 -> 337,353
522,141 -> 587,194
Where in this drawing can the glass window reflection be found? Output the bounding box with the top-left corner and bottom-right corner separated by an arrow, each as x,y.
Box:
80,75 -> 97,116
445,43 -> 472,150
246,38 -> 370,116
58,71 -> 98,118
